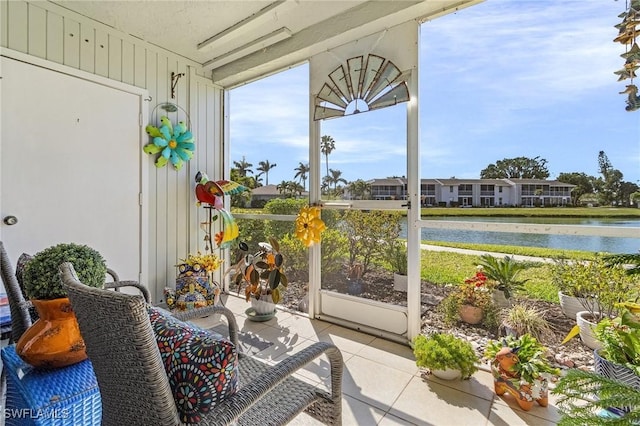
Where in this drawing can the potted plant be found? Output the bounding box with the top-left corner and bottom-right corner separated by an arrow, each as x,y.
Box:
229,237 -> 288,320
593,307 -> 640,385
485,333 -> 560,411
412,333 -> 478,380
17,242 -> 107,368
558,255 -> 637,350
388,241 -> 408,292
502,304 -> 553,340
478,254 -> 528,307
441,268 -> 497,328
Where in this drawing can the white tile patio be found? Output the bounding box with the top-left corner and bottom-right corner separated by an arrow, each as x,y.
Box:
199,295 -> 562,425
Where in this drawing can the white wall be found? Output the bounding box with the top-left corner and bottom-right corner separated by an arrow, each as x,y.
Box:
1,1 -> 223,303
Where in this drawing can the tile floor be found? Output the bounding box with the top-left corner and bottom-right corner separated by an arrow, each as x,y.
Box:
189,295 -> 563,426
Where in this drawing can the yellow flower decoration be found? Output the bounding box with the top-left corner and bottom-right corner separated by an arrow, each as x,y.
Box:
295,206 -> 326,247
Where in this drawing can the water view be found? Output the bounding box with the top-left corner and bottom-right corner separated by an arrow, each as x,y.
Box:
401,217 -> 640,254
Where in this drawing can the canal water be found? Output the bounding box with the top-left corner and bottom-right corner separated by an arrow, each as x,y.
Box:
401,217 -> 640,254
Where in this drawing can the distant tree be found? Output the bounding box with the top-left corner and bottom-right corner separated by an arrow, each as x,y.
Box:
276,180 -> 303,198
256,160 -> 277,185
320,135 -> 336,179
557,172 -> 595,206
597,151 -> 624,206
480,156 -> 549,179
229,168 -> 257,207
620,181 -> 640,206
347,179 -> 371,200
326,168 -> 347,191
232,156 -> 253,177
294,162 -> 310,190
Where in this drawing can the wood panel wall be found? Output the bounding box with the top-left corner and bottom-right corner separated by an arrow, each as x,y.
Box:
1,1 -> 224,303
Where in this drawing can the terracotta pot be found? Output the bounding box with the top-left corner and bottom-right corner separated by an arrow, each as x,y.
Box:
459,304 -> 483,325
16,298 -> 87,368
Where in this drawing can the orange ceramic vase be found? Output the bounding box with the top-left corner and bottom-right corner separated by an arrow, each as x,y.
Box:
459,304 -> 483,325
16,298 -> 87,368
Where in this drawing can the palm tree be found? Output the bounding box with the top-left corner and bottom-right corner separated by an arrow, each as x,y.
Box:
294,162 -> 310,190
232,156 -> 253,177
326,168 -> 347,191
256,160 -> 277,185
320,135 -> 335,179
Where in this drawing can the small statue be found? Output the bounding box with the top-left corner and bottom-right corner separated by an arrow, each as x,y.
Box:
491,346 -> 549,411
164,287 -> 176,310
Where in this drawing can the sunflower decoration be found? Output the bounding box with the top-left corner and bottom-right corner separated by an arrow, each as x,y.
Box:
295,206 -> 326,247
143,116 -> 195,170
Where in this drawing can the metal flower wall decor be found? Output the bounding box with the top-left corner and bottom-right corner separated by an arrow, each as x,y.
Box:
314,54 -> 410,120
615,0 -> 640,112
143,115 -> 195,170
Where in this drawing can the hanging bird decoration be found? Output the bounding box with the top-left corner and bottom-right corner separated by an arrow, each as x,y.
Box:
195,171 -> 249,249
143,116 -> 195,170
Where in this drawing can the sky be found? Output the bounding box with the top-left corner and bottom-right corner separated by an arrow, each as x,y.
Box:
230,0 -> 640,188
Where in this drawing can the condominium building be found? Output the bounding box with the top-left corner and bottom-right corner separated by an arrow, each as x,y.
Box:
365,178 -> 575,207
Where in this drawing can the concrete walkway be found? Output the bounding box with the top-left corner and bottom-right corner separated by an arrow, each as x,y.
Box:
420,244 -> 554,263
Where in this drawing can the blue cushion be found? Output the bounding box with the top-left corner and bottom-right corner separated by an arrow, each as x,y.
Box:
148,306 -> 239,424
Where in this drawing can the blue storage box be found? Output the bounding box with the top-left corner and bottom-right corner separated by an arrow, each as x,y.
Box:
1,345 -> 101,425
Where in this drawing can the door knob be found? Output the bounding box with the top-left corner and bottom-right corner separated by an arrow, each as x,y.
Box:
3,215 -> 18,225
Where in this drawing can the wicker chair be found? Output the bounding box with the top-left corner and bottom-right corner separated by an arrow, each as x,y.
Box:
0,241 -> 151,343
60,262 -> 343,425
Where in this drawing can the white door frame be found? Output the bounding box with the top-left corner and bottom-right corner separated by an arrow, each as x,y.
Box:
0,47 -> 149,285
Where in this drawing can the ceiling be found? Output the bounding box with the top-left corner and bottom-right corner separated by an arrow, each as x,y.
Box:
52,0 -> 482,88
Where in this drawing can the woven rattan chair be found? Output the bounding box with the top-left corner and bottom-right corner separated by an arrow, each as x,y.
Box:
0,241 -> 151,343
60,262 -> 343,425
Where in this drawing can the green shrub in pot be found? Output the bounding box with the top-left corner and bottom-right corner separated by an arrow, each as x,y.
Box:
23,243 -> 107,300
412,333 -> 478,379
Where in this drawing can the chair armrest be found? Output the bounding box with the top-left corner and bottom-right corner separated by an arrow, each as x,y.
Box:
200,341 -> 343,426
171,305 -> 239,348
103,267 -> 151,303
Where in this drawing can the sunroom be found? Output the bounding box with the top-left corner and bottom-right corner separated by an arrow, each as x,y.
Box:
1,0 -> 639,424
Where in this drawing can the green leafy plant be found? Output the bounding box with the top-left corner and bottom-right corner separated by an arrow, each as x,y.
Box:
229,237 -> 289,304
552,255 -> 637,322
440,269 -> 499,329
387,241 -> 408,275
23,243 -> 107,300
413,333 -> 478,379
553,369 -> 640,425
604,251 -> 640,276
503,304 -> 553,340
478,254 -> 528,299
595,308 -> 640,376
485,334 -> 559,384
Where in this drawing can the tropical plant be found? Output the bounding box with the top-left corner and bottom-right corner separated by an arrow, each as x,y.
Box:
232,156 -> 253,177
326,168 -> 347,191
320,135 -> 335,179
503,304 -> 553,340
256,159 -> 277,185
478,254 -> 528,299
595,307 -> 640,376
604,251 -> 640,276
229,237 -> 289,304
552,255 -> 637,322
484,334 -> 559,385
440,269 -> 498,328
294,162 -> 310,190
23,243 -> 107,300
552,368 -> 640,425
387,241 -> 407,275
413,333 -> 478,379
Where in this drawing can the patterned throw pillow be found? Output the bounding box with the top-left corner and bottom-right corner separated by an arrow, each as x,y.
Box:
148,307 -> 239,424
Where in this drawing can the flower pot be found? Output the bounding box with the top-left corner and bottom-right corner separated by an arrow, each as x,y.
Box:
576,311 -> 602,350
594,349 -> 640,413
251,296 -> 276,315
16,298 -> 87,368
431,368 -> 462,381
558,291 -> 588,319
492,290 -> 511,308
393,273 -> 408,292
459,304 -> 483,325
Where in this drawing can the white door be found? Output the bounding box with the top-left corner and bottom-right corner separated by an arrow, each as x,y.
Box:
0,54 -> 146,284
